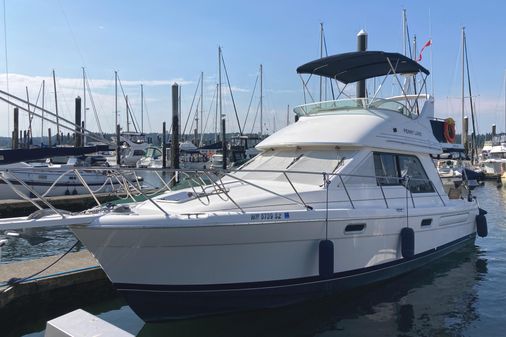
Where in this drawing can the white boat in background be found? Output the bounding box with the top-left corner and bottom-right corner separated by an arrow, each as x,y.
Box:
0,51 -> 487,322
106,132 -> 149,167
481,140 -> 506,179
0,156 -> 141,200
136,142 -> 209,170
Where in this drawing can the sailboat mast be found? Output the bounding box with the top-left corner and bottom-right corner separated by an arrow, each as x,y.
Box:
218,46 -> 222,140
464,30 -> 477,163
115,71 -> 118,130
461,27 -> 465,146
319,22 -> 323,101
82,67 -> 86,145
141,84 -> 144,134
41,80 -> 45,143
260,64 -> 263,135
402,9 -> 407,56
200,71 -> 203,145
26,86 -> 31,143
126,95 -> 130,132
52,69 -> 60,145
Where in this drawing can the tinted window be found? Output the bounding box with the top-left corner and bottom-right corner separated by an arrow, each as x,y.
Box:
398,155 -> 434,193
133,150 -> 146,156
373,152 -> 434,193
373,153 -> 400,185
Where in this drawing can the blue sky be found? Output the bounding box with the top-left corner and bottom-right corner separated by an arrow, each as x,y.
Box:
1,0 -> 505,138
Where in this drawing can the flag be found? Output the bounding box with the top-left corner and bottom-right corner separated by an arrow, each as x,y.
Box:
417,39 -> 432,62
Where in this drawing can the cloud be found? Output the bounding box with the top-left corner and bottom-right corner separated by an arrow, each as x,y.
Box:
0,73 -> 194,136
0,73 -> 192,91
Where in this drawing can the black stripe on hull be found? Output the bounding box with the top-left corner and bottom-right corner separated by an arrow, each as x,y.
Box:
115,233 -> 475,322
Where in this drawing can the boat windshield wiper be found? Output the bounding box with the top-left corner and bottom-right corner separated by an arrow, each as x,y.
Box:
286,154 -> 304,169
332,157 -> 346,174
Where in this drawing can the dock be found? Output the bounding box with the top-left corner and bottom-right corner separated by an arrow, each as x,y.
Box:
0,250 -> 115,331
0,193 -> 124,218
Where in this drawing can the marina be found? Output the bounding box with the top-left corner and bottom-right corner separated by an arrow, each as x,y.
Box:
0,181 -> 504,337
0,1 -> 505,337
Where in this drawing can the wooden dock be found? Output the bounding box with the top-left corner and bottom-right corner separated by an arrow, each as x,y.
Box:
0,193 -> 123,218
0,250 -> 115,332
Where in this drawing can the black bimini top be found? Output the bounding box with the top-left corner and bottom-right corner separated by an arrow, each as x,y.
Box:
296,51 -> 429,84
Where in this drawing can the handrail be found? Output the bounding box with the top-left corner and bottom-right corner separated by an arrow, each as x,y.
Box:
283,172 -> 312,210
73,169 -> 101,207
0,165 -> 451,218
7,171 -> 66,218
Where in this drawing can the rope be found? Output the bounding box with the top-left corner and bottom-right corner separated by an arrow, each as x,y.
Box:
1,240 -> 80,292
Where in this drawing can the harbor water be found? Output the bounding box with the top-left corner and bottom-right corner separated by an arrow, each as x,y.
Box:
5,181 -> 506,337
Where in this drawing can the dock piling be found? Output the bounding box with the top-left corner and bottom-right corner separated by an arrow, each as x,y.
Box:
171,83 -> 180,170
162,121 -> 167,168
12,108 -> 19,149
74,96 -> 82,148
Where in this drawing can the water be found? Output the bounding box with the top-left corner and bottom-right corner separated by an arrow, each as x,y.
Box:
6,181 -> 506,337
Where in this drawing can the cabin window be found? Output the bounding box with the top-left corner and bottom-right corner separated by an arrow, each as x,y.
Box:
398,155 -> 434,193
373,152 -> 434,193
373,153 -> 400,185
133,150 -> 146,156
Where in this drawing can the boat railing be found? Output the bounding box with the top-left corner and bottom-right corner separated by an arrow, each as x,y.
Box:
0,166 -> 452,220
293,96 -> 424,118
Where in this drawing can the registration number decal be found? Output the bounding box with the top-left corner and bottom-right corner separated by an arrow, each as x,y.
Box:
250,212 -> 290,221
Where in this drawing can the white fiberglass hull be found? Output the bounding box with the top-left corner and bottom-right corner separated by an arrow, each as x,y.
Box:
72,203 -> 478,321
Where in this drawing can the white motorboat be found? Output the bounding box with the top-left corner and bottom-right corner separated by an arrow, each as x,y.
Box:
106,132 -> 150,167
136,142 -> 209,170
0,51 -> 487,322
481,141 -> 506,179
0,155 -> 141,200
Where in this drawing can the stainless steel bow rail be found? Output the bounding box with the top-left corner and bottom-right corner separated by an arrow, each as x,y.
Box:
0,165 -> 461,220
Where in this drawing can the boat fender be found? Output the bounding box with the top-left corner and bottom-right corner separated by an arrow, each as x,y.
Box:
72,188 -> 78,195
319,239 -> 334,278
400,227 -> 415,258
476,208 -> 488,238
64,189 -> 70,196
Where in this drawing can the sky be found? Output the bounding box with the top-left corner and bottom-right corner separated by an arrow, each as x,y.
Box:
0,0 -> 505,139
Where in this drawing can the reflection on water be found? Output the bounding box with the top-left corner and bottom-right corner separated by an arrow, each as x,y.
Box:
1,227 -> 81,264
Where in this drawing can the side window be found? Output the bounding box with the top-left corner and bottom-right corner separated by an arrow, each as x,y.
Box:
373,153 -> 400,185
398,155 -> 435,193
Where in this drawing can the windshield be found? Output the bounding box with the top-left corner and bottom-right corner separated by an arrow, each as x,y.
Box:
234,149 -> 355,185
294,98 -> 413,118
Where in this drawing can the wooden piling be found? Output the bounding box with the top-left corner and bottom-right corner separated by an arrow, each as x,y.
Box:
75,96 -> 82,147
12,108 -> 19,149
221,117 -> 227,169
116,124 -> 121,166
162,122 -> 167,168
171,83 -> 180,170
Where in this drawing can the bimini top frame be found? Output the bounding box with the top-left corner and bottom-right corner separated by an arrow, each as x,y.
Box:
296,51 -> 431,117
297,51 -> 429,83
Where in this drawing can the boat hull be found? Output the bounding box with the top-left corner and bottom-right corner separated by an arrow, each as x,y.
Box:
115,234 -> 475,322
72,204 -> 478,322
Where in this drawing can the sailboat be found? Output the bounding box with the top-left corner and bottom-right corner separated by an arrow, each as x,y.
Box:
435,27 -> 484,189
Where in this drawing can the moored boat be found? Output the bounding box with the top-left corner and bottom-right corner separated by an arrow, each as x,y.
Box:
0,51 -> 487,322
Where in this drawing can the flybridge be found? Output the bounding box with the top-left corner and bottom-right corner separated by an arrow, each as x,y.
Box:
296,51 -> 431,119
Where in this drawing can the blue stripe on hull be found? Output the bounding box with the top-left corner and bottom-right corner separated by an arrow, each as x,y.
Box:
115,233 -> 475,322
